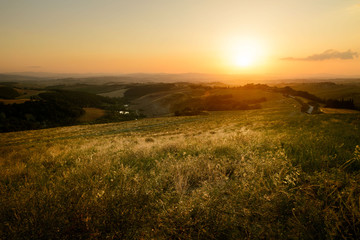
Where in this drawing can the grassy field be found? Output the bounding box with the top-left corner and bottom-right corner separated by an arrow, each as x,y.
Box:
1,97 -> 360,239
77,108 -> 106,122
130,86 -> 283,117
98,89 -> 128,98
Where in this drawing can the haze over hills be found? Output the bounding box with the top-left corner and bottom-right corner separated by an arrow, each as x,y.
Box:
1,72 -> 360,86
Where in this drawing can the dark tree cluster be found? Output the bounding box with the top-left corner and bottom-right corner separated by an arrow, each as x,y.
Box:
0,86 -> 20,99
45,83 -> 126,94
0,100 -> 84,132
325,98 -> 356,109
277,86 -> 323,103
38,90 -> 116,108
0,89 -> 141,132
242,83 -> 271,90
0,90 -> 123,132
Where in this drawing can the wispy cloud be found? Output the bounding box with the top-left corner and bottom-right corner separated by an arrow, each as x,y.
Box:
281,49 -> 359,61
28,66 -> 41,69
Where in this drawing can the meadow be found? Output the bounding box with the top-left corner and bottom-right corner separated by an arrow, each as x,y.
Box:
1,97 -> 360,239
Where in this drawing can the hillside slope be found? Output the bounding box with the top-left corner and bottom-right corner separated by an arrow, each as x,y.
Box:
1,99 -> 360,239
282,82 -> 360,107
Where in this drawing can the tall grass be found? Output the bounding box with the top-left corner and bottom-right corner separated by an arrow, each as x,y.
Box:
1,101 -> 360,239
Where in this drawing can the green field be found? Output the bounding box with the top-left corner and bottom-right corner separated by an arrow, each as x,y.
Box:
1,96 -> 360,239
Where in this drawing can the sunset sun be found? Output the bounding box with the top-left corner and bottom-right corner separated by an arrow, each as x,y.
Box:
225,37 -> 266,70
234,49 -> 257,67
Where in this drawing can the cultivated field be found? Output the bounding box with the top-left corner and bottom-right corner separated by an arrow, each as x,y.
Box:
1,98 -> 360,239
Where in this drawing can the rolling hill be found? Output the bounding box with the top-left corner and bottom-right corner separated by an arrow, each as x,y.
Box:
1,94 -> 360,239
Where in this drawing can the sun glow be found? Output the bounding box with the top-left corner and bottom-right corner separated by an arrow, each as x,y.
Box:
223,36 -> 267,70
234,50 -> 257,67
233,39 -> 263,68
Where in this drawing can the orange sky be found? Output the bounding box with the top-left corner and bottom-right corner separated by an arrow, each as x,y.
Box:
1,0 -> 359,77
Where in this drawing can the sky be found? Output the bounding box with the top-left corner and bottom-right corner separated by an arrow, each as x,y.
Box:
1,0 -> 360,77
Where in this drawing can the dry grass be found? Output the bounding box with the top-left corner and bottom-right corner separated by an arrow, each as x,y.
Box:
77,108 -> 106,122
1,100 -> 360,239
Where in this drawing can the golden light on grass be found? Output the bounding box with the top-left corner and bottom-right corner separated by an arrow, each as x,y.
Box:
2,100 -> 360,239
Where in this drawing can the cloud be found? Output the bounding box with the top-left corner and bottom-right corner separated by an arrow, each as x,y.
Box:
281,49 -> 359,61
28,66 -> 41,68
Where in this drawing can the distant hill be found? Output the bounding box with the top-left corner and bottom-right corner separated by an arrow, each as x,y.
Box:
0,86 -> 20,99
45,83 -> 126,94
0,74 -> 45,82
2,72 -> 360,87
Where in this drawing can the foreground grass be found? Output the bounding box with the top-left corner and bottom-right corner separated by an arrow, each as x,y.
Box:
1,98 -> 360,239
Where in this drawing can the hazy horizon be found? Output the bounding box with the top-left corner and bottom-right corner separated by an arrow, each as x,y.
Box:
2,71 -> 360,80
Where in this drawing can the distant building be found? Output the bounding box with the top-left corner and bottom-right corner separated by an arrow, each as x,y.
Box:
306,105 -> 314,114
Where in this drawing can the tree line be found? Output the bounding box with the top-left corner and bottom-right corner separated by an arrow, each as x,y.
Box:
0,90 -> 130,132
